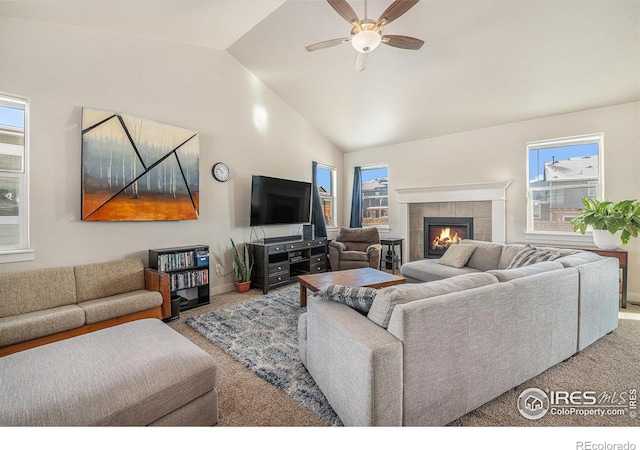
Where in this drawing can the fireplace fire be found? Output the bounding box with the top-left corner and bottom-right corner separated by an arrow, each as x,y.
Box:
424,217 -> 474,258
431,227 -> 462,249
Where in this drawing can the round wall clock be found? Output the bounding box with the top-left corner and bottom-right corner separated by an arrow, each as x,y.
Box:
212,162 -> 230,182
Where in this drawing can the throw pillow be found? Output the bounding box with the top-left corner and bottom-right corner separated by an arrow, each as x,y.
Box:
316,285 -> 378,314
437,244 -> 477,268
506,244 -> 563,269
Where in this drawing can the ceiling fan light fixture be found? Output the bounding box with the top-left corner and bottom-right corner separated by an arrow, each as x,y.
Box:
351,29 -> 381,53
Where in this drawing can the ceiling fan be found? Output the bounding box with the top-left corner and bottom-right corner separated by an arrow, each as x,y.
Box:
306,0 -> 424,72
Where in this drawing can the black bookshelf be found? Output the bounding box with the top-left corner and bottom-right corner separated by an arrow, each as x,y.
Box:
149,245 -> 210,312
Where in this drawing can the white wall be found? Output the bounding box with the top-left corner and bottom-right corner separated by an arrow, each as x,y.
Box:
344,102 -> 640,297
0,17 -> 343,293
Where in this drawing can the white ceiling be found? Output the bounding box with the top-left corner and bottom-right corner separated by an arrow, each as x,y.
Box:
1,0 -> 639,152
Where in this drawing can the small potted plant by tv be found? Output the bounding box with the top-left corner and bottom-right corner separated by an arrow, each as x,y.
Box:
571,198 -> 640,250
231,238 -> 253,293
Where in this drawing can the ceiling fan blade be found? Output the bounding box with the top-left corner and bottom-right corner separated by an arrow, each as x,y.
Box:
327,0 -> 361,26
305,37 -> 350,52
376,0 -> 420,26
382,35 -> 424,50
355,52 -> 368,72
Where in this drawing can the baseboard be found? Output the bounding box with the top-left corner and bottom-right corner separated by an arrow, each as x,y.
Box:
626,291 -> 640,305
209,282 -> 236,296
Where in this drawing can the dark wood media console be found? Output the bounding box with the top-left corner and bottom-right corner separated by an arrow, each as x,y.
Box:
248,237 -> 328,294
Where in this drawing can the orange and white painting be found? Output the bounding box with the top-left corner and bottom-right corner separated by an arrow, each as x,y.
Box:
81,108 -> 199,221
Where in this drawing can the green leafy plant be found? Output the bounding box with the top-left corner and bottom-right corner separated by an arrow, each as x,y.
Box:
571,198 -> 640,244
230,238 -> 253,282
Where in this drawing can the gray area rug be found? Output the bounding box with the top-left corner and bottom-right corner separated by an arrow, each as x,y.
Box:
186,286 -> 342,426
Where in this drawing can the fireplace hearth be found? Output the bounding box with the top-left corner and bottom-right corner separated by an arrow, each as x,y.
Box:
424,217 -> 474,258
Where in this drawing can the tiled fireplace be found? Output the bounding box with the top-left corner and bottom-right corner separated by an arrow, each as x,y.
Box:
395,181 -> 511,262
408,202 -> 491,260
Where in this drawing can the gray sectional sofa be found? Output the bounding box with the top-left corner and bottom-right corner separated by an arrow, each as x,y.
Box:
298,239 -> 620,426
0,258 -> 170,356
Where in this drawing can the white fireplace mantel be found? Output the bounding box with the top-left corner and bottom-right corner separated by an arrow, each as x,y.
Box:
396,181 -> 512,204
395,181 -> 512,244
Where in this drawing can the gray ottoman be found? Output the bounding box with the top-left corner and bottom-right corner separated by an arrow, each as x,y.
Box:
0,318 -> 218,426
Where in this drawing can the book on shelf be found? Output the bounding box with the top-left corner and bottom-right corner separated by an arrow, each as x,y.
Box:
156,250 -> 210,272
169,268 -> 209,292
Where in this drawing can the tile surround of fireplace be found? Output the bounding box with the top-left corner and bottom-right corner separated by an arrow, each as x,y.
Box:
396,181 -> 511,262
409,202 -> 491,261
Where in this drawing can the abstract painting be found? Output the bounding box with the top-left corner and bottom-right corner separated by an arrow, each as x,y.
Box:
81,108 -> 199,221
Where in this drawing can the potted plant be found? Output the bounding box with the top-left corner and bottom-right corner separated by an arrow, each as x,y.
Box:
231,238 -> 253,292
571,198 -> 640,249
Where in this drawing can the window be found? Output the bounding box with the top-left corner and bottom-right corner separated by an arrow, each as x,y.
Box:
0,93 -> 30,258
315,163 -> 336,227
361,164 -> 389,227
527,134 -> 602,234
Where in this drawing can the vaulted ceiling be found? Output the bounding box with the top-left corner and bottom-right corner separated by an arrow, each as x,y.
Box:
2,0 -> 639,152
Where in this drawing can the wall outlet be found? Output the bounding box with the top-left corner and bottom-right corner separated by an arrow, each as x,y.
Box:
215,264 -> 223,276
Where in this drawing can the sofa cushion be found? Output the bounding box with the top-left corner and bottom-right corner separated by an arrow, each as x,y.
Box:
79,290 -> 163,325
506,245 -> 563,269
487,260 -> 565,282
438,243 -> 477,268
0,267 -> 77,317
460,239 -> 504,271
555,251 -> 603,267
400,259 -> 480,282
368,272 -> 499,328
75,258 -> 146,302
498,244 -> 527,270
316,285 -> 378,314
0,305 -> 86,347
339,251 -> 370,262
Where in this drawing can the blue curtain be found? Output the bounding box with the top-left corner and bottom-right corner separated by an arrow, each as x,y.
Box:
350,166 -> 362,228
311,161 -> 328,238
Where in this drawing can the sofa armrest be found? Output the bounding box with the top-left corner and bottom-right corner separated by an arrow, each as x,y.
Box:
144,268 -> 171,319
328,242 -> 346,271
366,243 -> 382,269
574,257 -> 619,350
306,297 -> 403,426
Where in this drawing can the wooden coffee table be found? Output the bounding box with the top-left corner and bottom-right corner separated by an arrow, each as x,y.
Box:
297,267 -> 406,307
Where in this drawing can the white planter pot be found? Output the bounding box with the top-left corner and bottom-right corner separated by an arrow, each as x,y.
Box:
592,229 -> 622,250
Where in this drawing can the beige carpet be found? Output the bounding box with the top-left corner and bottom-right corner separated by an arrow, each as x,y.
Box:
169,288 -> 640,427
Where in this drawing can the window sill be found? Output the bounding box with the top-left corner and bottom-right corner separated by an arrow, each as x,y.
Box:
0,249 -> 35,264
522,232 -> 597,249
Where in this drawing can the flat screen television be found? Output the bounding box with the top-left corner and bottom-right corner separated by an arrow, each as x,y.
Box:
250,175 -> 312,226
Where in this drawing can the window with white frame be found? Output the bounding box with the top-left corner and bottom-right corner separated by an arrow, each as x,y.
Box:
361,164 -> 389,227
0,93 -> 29,253
315,163 -> 336,227
527,134 -> 602,234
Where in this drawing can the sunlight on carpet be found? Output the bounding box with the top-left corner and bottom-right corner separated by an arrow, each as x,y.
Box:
186,286 -> 342,426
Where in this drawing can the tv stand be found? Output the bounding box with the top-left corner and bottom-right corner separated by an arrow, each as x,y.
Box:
248,237 -> 328,294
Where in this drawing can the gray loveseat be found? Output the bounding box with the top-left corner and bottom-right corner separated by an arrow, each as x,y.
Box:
298,240 -> 619,426
0,258 -> 170,356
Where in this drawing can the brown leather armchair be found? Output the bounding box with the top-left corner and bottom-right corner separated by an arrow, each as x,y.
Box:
328,227 -> 382,271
